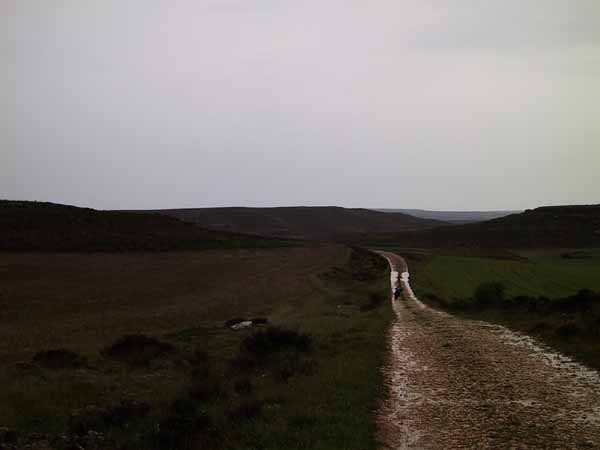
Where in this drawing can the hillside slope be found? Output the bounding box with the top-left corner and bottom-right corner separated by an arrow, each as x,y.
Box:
375,208 -> 520,224
145,206 -> 445,240
0,201 -> 286,252
366,205 -> 600,248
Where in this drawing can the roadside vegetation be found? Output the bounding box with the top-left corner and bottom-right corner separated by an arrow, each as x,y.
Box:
381,246 -> 600,369
373,247 -> 600,301
0,246 -> 391,450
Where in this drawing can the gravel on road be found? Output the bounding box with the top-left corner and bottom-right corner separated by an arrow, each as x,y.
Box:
376,252 -> 600,450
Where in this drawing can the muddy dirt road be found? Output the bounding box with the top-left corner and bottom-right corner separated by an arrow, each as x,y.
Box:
376,252 -> 600,450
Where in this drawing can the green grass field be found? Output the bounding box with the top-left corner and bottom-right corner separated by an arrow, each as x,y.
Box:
394,248 -> 600,301
379,246 -> 600,369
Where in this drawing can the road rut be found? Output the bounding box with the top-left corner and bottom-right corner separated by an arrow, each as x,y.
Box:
376,252 -> 600,449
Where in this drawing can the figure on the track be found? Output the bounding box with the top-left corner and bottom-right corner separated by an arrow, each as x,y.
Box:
393,286 -> 401,300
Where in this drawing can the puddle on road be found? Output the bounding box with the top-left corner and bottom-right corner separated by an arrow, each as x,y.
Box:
480,322 -> 600,387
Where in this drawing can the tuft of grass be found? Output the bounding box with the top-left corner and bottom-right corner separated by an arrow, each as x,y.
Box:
227,400 -> 263,423
32,349 -> 87,370
241,327 -> 312,356
104,334 -> 176,366
360,292 -> 386,311
233,378 -> 253,395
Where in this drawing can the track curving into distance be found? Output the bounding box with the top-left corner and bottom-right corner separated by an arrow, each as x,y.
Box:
376,251 -> 600,450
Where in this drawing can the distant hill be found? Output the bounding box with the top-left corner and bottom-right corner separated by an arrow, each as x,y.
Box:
366,205 -> 600,249
0,201 -> 287,252
375,209 -> 520,224
144,206 -> 446,240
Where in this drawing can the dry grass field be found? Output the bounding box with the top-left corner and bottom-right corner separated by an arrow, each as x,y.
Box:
0,245 -> 391,450
0,245 -> 341,363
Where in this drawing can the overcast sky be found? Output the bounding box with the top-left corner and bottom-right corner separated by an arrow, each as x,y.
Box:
2,1 -> 599,210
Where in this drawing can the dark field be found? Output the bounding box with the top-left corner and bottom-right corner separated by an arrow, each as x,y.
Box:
0,245 -> 392,449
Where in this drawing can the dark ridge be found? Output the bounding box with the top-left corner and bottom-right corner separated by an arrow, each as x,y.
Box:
0,200 -> 288,252
363,204 -> 600,248
140,206 -> 446,240
374,208 -> 520,224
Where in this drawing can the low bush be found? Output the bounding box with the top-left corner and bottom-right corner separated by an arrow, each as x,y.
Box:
229,355 -> 258,372
241,327 -> 313,356
233,378 -> 253,395
32,349 -> 87,370
250,317 -> 269,325
154,408 -> 211,450
554,322 -> 583,339
473,281 -> 506,306
69,400 -> 151,434
104,334 -> 176,365
227,400 -> 263,423
188,380 -> 224,403
360,292 -> 386,311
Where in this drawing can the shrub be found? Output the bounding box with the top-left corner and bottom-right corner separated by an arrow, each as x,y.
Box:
360,292 -> 386,311
230,355 -> 258,372
473,281 -> 506,306
227,400 -> 263,423
104,334 -> 175,365
33,349 -> 87,370
241,327 -> 312,356
189,349 -> 211,377
250,317 -> 269,325
69,401 -> 150,434
555,322 -> 583,339
151,396 -> 213,449
233,378 -> 253,395
188,380 -> 224,402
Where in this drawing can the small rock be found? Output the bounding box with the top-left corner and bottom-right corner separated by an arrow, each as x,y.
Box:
231,321 -> 253,330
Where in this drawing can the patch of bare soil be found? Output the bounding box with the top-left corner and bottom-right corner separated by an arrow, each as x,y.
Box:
377,253 -> 600,449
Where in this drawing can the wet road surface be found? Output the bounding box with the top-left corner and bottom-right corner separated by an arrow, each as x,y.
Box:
376,252 -> 600,450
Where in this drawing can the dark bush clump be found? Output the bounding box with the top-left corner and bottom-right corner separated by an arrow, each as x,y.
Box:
33,349 -> 87,370
555,322 -> 583,339
561,251 -> 592,259
154,398 -> 211,450
227,400 -> 263,423
189,349 -> 211,377
230,355 -> 258,371
69,400 -> 151,434
289,413 -> 318,428
104,334 -> 176,365
188,379 -> 224,403
241,327 -> 312,356
360,292 -> 386,311
250,317 -> 269,325
190,349 -> 209,365
473,281 -> 506,306
233,378 -> 253,395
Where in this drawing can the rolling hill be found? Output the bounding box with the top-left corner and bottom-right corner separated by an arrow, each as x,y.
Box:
366,205 -> 600,249
143,206 -> 446,240
0,200 -> 287,252
375,209 -> 520,224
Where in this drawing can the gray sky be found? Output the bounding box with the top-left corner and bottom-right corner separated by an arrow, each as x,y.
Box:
2,1 -> 599,210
